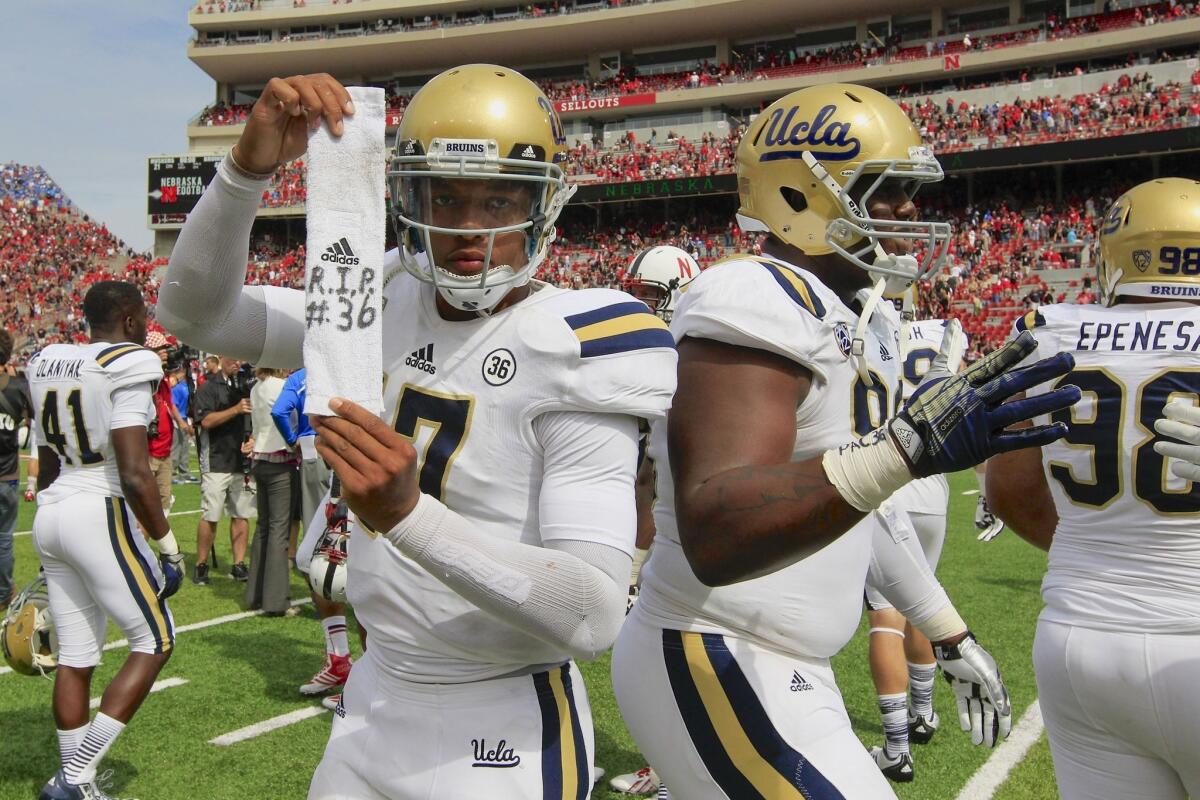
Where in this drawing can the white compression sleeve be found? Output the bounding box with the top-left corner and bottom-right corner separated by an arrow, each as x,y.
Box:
867,503 -> 966,642
383,411 -> 639,661
158,155 -> 306,367
385,496 -> 631,662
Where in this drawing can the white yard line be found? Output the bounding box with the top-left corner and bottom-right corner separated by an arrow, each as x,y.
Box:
90,677 -> 188,709
14,508 -> 201,538
954,700 -> 1045,800
0,599 -> 312,676
961,489 -> 981,496
209,706 -> 328,746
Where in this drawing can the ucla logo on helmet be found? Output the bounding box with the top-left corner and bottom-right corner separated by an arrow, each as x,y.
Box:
1132,249 -> 1152,272
760,104 -> 862,163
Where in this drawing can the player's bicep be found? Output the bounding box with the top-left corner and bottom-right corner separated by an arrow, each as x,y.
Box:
668,336 -> 810,507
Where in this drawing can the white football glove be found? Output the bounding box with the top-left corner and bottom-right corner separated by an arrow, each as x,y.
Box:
1153,400 -> 1200,482
974,496 -> 1005,542
934,633 -> 1012,747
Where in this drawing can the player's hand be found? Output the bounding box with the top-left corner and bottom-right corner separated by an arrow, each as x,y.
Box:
23,489 -> 35,502
313,397 -> 420,533
238,399 -> 252,414
1153,400 -> 1200,482
935,633 -> 1011,747
158,553 -> 185,599
974,496 -> 1005,542
890,332 -> 1081,477
232,74 -> 355,175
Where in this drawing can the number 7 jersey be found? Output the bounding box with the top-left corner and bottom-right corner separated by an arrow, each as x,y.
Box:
1013,302 -> 1200,632
27,342 -> 162,498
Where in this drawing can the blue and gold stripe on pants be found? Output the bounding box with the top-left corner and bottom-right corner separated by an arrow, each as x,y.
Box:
662,630 -> 844,799
105,497 -> 173,653
534,664 -> 589,800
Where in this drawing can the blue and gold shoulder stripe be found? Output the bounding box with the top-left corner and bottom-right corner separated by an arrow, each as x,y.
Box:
748,259 -> 826,319
564,301 -> 673,358
96,344 -> 150,368
1014,309 -> 1047,333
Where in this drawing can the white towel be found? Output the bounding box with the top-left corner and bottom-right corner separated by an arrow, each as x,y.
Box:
302,86 -> 386,417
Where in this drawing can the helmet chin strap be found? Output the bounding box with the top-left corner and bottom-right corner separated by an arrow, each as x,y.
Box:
852,247 -> 917,385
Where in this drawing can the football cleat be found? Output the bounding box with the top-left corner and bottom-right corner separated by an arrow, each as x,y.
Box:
975,497 -> 1004,542
593,767 -> 606,785
869,745 -> 914,783
321,693 -> 341,712
37,769 -> 115,800
610,766 -> 661,795
908,708 -> 940,745
300,653 -> 352,696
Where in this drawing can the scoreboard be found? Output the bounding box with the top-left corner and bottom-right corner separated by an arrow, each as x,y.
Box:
147,155 -> 222,227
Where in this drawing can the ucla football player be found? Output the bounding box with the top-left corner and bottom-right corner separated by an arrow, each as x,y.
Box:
610,83 -> 1082,798
989,178 -> 1200,800
27,281 -> 184,800
160,67 -> 675,799
862,289 -> 962,781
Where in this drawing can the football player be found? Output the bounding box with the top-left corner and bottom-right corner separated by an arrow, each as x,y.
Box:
159,67 -> 675,799
863,292 -> 961,781
610,83 -> 1081,798
988,177 -> 1200,800
28,281 -> 184,800
610,245 -> 700,799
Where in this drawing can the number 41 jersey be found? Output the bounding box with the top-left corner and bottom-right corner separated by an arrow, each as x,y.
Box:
347,270 -> 676,683
28,342 -> 162,499
1014,302 -> 1200,633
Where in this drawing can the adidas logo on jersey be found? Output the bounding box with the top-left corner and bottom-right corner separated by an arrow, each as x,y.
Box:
790,670 -> 813,692
405,343 -> 436,375
879,342 -> 893,361
321,237 -> 360,266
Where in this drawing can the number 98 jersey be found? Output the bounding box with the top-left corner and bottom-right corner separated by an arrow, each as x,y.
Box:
1012,303 -> 1200,632
28,342 -> 162,499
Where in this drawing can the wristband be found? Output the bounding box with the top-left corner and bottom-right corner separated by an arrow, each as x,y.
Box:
227,148 -> 279,181
26,476 -> 35,492
821,427 -> 914,512
919,604 -> 969,644
157,530 -> 180,557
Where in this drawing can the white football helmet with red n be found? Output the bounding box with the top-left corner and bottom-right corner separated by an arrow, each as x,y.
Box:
626,245 -> 700,321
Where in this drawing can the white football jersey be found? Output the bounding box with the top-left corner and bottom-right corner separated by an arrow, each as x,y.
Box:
892,318 -> 953,515
347,272 -> 676,682
28,342 -> 161,498
638,255 -> 902,660
1015,303 -> 1200,632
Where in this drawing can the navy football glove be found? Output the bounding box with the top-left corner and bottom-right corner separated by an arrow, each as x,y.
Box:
158,552 -> 185,599
889,331 -> 1081,478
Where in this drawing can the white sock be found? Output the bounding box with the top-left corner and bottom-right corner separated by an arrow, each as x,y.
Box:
57,724 -> 89,767
63,712 -> 125,785
908,661 -> 937,719
878,692 -> 910,756
322,616 -> 350,657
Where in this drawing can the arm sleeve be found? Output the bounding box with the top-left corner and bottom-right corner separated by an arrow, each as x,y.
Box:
381,411 -> 640,661
157,156 -> 306,367
271,379 -> 300,445
110,384 -> 154,430
866,502 -> 964,641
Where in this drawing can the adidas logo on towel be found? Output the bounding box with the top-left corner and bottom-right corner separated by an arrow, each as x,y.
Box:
521,145 -> 536,159
790,670 -> 813,692
320,237 -> 360,266
405,343 -> 436,375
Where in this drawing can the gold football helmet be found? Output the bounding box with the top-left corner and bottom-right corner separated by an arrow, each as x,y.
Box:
736,83 -> 950,282
387,64 -> 576,312
2,575 -> 57,677
1098,178 -> 1200,305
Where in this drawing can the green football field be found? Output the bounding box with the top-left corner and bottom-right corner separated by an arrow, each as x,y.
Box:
0,465 -> 1061,799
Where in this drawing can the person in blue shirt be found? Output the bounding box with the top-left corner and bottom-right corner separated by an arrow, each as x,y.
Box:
271,368 -> 348,700
169,367 -> 196,484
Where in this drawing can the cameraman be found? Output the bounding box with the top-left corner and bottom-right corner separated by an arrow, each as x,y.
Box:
192,356 -> 255,584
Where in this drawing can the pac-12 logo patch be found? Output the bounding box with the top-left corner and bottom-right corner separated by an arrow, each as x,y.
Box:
1132,249 -> 1152,273
834,323 -> 853,358
482,348 -> 516,386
